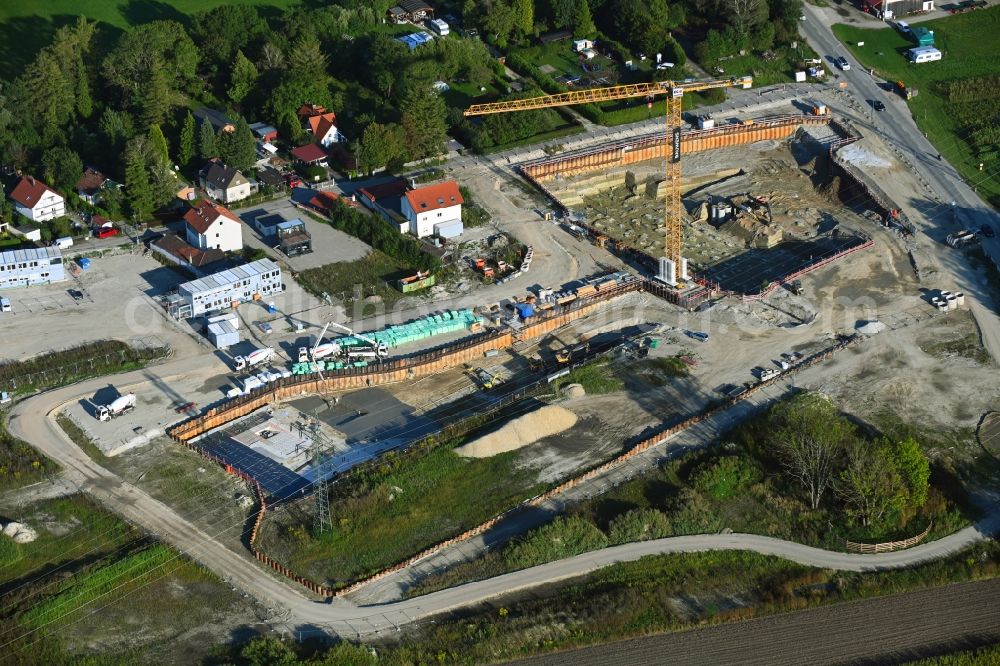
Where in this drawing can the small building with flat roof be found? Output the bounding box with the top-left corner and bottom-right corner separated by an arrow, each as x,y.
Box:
0,246 -> 66,289
178,258 -> 283,316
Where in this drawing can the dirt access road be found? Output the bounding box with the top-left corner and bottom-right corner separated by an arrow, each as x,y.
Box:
506,578 -> 1000,666
8,352 -> 999,639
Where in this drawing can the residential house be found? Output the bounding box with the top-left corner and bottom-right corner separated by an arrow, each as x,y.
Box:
75,167 -> 109,205
290,144 -> 328,167
194,107 -> 235,134
257,166 -> 287,191
10,176 -> 65,223
296,104 -> 327,122
306,112 -> 342,147
387,0 -> 434,23
861,0 -> 933,17
184,200 -> 244,253
401,180 -> 464,238
199,159 -> 255,204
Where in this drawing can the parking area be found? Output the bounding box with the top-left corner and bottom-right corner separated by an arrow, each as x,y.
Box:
233,190 -> 371,271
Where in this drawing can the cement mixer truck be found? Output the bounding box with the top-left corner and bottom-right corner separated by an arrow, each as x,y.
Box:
233,347 -> 275,372
97,393 -> 136,421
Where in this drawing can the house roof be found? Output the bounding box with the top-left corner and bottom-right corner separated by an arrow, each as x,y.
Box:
291,144 -> 328,163
10,176 -> 59,208
404,181 -> 463,214
399,0 -> 432,12
194,107 -> 235,132
359,178 -> 409,204
184,200 -> 240,235
152,234 -> 228,267
307,112 -> 337,138
257,166 -> 286,188
308,190 -> 355,211
297,104 -> 327,120
75,167 -> 107,195
249,122 -> 278,138
200,159 -> 247,190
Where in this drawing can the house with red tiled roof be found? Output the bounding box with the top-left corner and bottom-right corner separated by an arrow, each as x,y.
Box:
305,112 -> 342,147
308,190 -> 356,217
10,176 -> 65,223
401,180 -> 463,238
183,200 -> 243,253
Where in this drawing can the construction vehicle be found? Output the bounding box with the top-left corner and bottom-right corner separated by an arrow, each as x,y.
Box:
474,258 -> 495,279
947,229 -> 978,248
97,393 -> 136,421
528,355 -> 545,371
555,348 -> 571,364
594,234 -> 609,248
896,80 -> 917,100
234,347 -> 275,372
472,368 -> 503,390
298,323 -> 342,363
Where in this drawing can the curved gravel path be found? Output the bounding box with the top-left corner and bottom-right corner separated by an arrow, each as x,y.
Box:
7,359 -> 998,639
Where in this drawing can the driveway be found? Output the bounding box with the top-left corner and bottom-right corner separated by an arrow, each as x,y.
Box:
233,192 -> 370,272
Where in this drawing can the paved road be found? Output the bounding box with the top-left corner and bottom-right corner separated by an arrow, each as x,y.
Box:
799,6 -> 1000,360
7,355 -> 999,639
505,578 -> 1000,666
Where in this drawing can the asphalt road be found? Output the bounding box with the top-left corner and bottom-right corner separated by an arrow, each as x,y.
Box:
504,578 -> 1000,666
7,355 -> 998,639
799,6 -> 1000,359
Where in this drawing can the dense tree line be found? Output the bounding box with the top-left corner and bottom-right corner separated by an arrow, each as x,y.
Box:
325,201 -> 441,274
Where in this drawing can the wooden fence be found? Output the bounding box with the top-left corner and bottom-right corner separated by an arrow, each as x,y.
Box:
845,523 -> 932,554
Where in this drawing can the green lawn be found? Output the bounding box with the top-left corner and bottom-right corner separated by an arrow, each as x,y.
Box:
832,7 -> 1000,208
295,250 -> 414,315
261,441 -> 546,587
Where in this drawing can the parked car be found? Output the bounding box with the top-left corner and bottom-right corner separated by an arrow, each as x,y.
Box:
94,226 -> 119,239
257,321 -> 273,335
0,297 -> 11,313
835,56 -> 851,71
981,224 -> 996,238
68,289 -> 84,302
873,100 -> 886,111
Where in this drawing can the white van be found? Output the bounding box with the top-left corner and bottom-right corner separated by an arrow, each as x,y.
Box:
55,236 -> 73,249
0,297 -> 12,313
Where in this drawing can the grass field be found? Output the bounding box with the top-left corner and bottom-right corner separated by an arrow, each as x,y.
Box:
832,7 -> 1000,208
261,439 -> 546,587
296,250 -> 412,314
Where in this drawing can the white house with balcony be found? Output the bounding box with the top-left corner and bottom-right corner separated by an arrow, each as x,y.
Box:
10,176 -> 65,223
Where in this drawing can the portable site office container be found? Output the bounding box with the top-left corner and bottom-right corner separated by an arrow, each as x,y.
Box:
908,46 -> 942,63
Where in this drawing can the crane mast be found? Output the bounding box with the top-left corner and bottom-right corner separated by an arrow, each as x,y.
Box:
466,76 -> 752,286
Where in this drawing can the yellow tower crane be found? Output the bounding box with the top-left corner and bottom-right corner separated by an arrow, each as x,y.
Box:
465,75 -> 753,287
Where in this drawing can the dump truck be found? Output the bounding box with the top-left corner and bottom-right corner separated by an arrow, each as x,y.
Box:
97,393 -> 136,421
234,347 -> 275,371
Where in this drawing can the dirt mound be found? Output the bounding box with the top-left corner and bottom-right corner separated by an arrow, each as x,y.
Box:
562,383 -> 586,398
456,405 -> 578,458
818,176 -> 842,202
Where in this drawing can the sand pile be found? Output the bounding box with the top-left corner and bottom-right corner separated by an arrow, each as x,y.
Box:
2,522 -> 37,543
562,383 -> 586,398
456,405 -> 578,458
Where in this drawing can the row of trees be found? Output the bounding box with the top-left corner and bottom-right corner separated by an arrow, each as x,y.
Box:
766,393 -> 931,530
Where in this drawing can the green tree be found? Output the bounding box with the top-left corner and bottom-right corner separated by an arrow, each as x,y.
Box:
240,637 -> 299,666
400,83 -> 448,160
191,5 -> 268,74
353,122 -> 406,173
768,393 -> 851,510
838,439 -> 906,528
179,111 -> 196,167
573,0 -> 596,37
199,121 -> 218,160
265,75 -> 334,143
102,21 -> 198,113
217,118 -> 257,172
124,140 -> 154,221
608,508 -> 672,544
288,33 -> 328,79
893,437 -> 930,509
228,49 -> 259,106
484,1 -> 517,46
41,147 -> 82,192
512,0 -> 535,36
147,124 -> 170,164
98,109 -> 135,162
139,66 -> 172,127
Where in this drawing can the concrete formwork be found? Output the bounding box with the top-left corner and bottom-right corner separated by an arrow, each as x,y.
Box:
522,115 -> 832,182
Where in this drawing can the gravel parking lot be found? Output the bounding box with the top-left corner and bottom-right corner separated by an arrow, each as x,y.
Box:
234,191 -> 371,271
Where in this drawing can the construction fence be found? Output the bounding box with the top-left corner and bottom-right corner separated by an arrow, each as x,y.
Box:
241,331 -> 861,599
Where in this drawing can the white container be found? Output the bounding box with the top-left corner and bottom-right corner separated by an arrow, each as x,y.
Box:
940,290 -> 952,299
946,295 -> 957,310
937,302 -> 948,312
955,292 -> 965,306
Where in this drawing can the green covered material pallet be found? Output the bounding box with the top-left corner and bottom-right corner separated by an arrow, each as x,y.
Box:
337,309 -> 482,350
